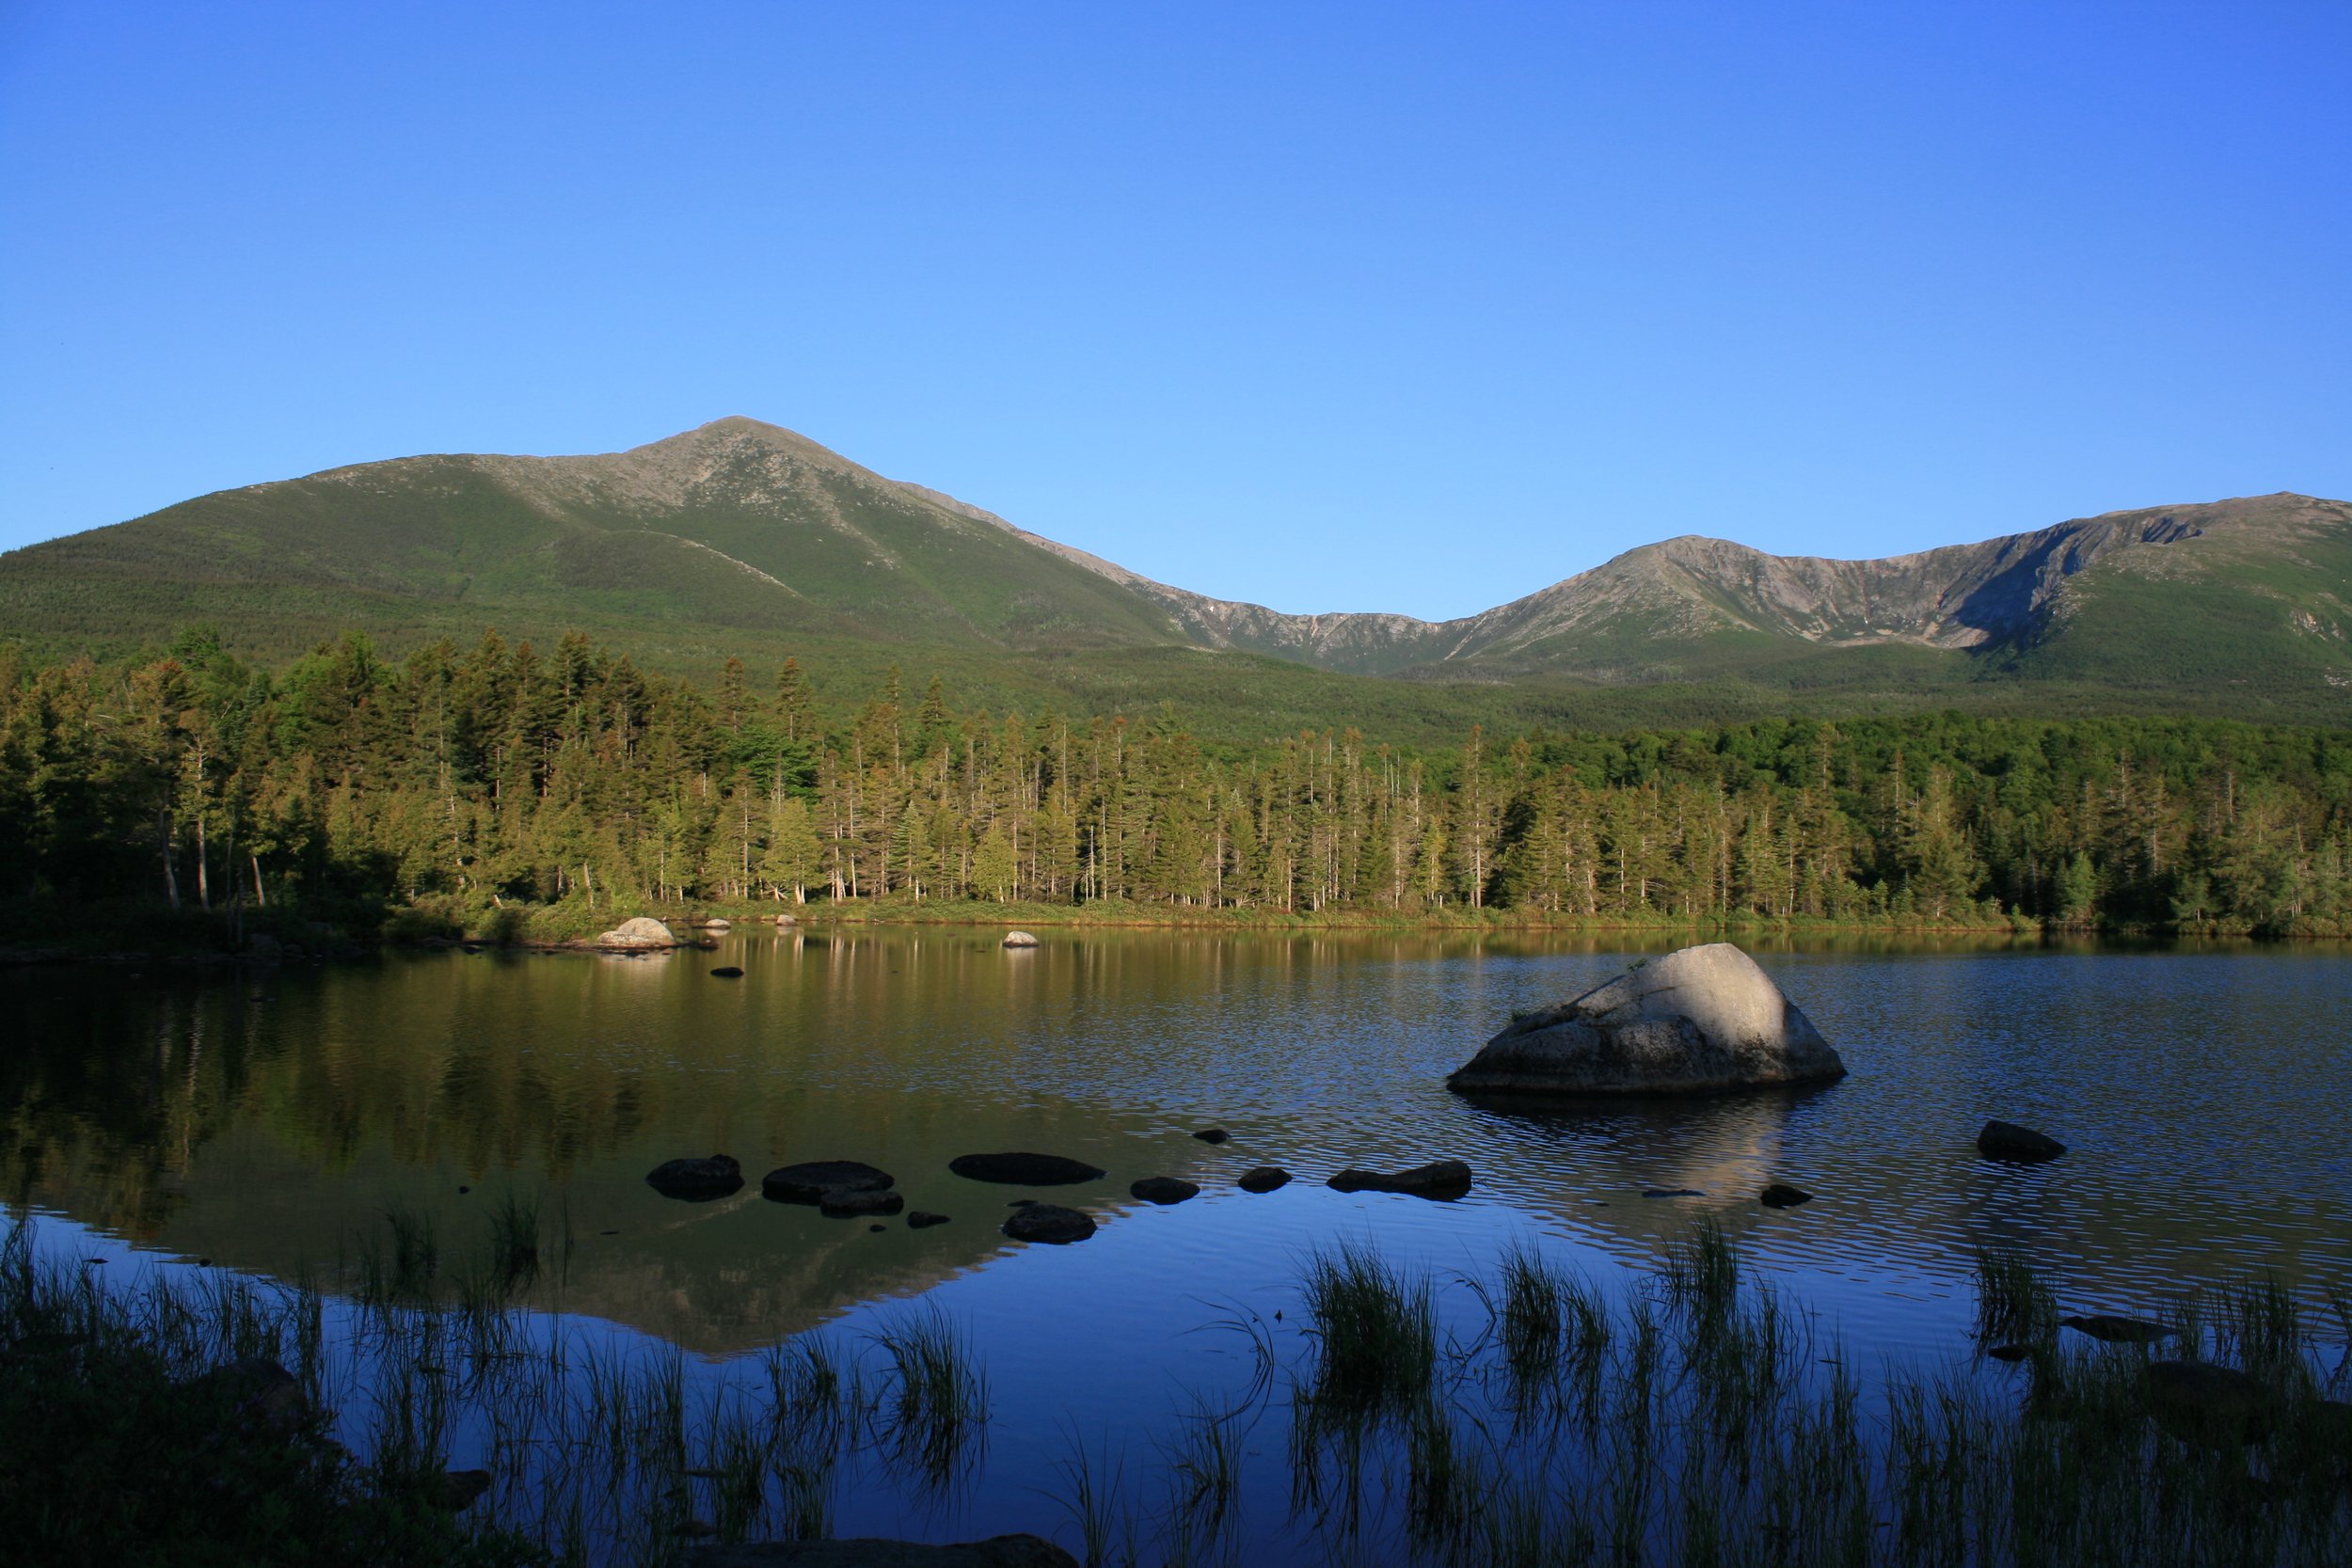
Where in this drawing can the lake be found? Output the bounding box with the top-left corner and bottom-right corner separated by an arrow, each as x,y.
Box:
7,927 -> 2351,1560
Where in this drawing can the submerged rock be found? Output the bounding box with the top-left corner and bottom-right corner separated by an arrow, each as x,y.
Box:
646,1155 -> 745,1200
1985,1344 -> 2035,1363
1448,943 -> 1844,1098
1328,1160 -> 1473,1198
686,1534 -> 1079,1567
709,966 -> 745,978
1130,1177 -> 1200,1206
1191,1128 -> 1230,1144
1002,931 -> 1040,949
906,1212 -> 951,1229
1237,1166 -> 1292,1193
2141,1360 -> 2271,1447
1758,1182 -> 1813,1208
949,1152 -> 1105,1185
2062,1313 -> 2174,1344
762,1161 -> 896,1203
1979,1120 -> 2067,1164
1641,1188 -> 1705,1199
597,916 -> 677,949
182,1355 -> 309,1433
1001,1204 -> 1097,1244
819,1188 -> 905,1219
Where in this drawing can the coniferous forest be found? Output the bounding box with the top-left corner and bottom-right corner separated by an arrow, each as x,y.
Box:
7,626 -> 2352,942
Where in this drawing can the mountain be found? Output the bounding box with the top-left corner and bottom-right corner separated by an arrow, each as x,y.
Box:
2,417 -> 2346,729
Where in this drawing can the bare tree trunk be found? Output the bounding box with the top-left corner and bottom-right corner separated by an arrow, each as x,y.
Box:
251,853 -> 266,909
159,810 -> 181,911
583,863 -> 595,910
195,812 -> 211,912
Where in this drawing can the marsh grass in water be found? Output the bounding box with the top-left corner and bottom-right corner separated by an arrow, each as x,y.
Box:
8,1212 -> 2352,1567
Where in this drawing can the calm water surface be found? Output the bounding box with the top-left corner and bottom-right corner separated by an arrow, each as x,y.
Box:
7,927 -> 2350,1553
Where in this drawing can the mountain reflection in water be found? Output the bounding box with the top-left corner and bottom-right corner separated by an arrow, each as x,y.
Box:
6,927 -> 2350,1358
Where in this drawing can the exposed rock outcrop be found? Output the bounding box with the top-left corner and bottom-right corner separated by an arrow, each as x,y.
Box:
1237,1166 -> 1292,1193
1448,944 -> 1844,1098
1002,931 -> 1040,948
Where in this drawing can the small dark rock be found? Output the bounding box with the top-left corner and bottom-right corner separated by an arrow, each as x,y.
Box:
646,1155 -> 745,1201
1327,1160 -> 1473,1199
1641,1188 -> 1705,1199
819,1188 -> 905,1219
710,966 -> 745,978
683,1533 -> 1081,1566
1192,1128 -> 1230,1145
1237,1166 -> 1292,1193
763,1161 -> 896,1203
1758,1182 -> 1812,1208
456,1186 -> 470,1196
869,1225 -> 885,1233
1130,1177 -> 1200,1206
1986,1344 -> 2036,1362
907,1212 -> 951,1229
950,1152 -> 1106,1186
436,1468 -> 493,1511
1002,1204 -> 1097,1244
2062,1313 -> 2174,1344
1978,1119 -> 2067,1164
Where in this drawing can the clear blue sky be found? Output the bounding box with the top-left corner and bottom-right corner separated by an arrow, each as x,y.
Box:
2,1 -> 2345,619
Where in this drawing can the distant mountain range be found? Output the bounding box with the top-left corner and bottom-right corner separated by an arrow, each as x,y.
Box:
3,416 -> 2346,729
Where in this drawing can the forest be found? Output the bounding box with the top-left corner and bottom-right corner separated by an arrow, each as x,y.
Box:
4,626 -> 2351,940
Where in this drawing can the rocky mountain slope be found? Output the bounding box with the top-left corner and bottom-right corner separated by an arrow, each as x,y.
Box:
3,417 -> 2346,722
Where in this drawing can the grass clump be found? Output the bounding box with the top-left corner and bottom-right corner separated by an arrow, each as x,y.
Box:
1298,1241 -> 1438,1418
0,1224 -> 544,1568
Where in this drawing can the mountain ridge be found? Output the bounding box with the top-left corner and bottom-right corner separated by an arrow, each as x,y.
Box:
2,416 -> 2346,726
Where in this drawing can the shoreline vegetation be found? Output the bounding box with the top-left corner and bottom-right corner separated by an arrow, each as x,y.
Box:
6,1212 -> 2347,1566
6,626 -> 2352,961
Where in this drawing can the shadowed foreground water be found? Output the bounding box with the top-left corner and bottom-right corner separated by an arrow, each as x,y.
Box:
6,927 -> 2350,1557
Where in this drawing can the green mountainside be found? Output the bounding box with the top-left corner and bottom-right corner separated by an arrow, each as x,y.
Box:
2,417 -> 2346,736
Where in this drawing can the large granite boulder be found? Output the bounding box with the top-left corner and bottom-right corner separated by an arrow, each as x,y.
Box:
1448,943 -> 1844,1098
598,917 -> 677,949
